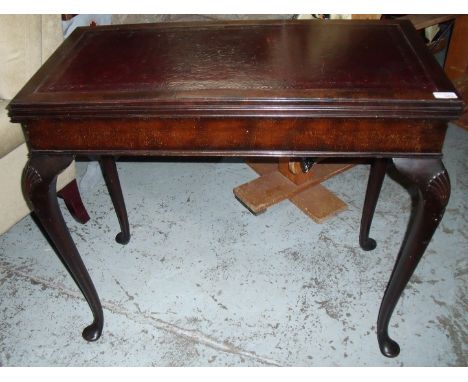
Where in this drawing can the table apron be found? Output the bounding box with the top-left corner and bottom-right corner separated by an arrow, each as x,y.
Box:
23,117 -> 447,157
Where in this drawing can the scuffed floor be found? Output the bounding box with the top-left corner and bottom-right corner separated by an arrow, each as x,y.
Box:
0,124 -> 466,366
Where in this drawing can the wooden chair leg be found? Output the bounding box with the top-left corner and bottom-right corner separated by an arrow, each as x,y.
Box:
57,179 -> 90,224
99,157 -> 130,245
359,158 -> 388,251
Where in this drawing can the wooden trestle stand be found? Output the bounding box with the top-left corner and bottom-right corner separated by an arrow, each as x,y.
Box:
234,158 -> 353,223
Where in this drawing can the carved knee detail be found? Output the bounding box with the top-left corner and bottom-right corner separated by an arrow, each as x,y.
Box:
23,161 -> 44,200
22,155 -> 74,210
424,169 -> 450,208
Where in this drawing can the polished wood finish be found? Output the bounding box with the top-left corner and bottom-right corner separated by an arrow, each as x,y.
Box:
22,154 -> 103,341
7,20 -> 464,357
99,157 -> 130,245
8,20 -> 462,121
57,179 -> 90,224
24,118 -> 448,157
378,158 -> 450,357
360,159 -> 388,251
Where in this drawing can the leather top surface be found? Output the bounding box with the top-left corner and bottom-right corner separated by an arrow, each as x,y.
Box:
8,20 -> 463,120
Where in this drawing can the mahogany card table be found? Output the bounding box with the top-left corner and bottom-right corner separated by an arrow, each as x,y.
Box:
8,20 -> 463,358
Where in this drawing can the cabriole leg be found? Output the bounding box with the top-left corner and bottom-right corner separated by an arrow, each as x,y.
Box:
23,154 -> 104,341
377,158 -> 450,357
360,158 -> 388,251
99,156 -> 130,245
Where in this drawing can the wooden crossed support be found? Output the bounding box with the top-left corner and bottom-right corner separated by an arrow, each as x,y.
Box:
234,158 -> 353,223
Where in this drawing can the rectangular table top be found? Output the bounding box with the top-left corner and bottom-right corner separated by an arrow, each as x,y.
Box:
8,19 -> 463,122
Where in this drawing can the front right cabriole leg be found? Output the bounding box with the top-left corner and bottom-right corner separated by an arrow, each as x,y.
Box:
377,158 -> 450,357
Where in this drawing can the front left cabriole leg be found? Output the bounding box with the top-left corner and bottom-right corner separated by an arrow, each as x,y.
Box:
377,158 -> 450,357
23,154 -> 104,341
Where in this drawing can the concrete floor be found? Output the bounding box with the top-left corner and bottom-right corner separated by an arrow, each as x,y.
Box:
0,124 -> 466,366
